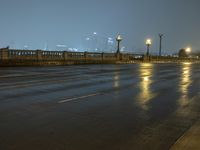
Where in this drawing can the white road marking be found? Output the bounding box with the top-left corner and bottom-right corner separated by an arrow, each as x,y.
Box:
58,93 -> 101,104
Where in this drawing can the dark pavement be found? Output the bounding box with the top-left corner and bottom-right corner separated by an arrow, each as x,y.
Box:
0,63 -> 200,150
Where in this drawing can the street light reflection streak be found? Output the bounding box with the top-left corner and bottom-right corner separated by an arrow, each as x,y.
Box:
113,71 -> 120,88
137,63 -> 155,110
179,63 -> 192,106
177,63 -> 192,116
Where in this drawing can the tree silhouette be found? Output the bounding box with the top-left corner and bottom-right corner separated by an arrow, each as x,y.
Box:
178,49 -> 187,58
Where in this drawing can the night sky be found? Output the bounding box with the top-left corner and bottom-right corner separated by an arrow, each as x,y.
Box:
0,0 -> 200,54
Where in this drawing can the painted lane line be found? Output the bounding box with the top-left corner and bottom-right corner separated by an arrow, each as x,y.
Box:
58,93 -> 101,104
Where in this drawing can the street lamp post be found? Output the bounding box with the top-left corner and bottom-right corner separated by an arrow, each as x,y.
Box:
146,39 -> 152,56
159,34 -> 164,56
116,35 -> 122,54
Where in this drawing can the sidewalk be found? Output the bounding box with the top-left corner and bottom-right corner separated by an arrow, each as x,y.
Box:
170,120 -> 200,150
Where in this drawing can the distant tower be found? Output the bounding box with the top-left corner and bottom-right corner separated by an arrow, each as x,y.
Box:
159,34 -> 164,56
44,43 -> 48,50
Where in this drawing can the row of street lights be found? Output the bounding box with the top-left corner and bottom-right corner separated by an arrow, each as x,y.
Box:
116,34 -> 153,55
115,34 -> 192,56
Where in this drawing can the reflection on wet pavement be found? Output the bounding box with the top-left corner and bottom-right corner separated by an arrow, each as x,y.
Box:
0,63 -> 200,150
137,63 -> 156,110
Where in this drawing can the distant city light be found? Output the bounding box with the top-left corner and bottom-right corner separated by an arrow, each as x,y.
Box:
69,48 -> 78,51
108,37 -> 114,44
86,37 -> 90,41
121,46 -> 125,52
93,32 -> 97,35
24,45 -> 28,49
56,45 -> 67,48
108,41 -> 114,44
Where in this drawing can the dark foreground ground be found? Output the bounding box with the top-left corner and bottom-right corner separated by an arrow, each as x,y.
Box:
0,63 -> 200,150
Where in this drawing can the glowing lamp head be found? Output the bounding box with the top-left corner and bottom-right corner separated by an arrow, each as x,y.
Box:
116,35 -> 122,41
186,47 -> 191,53
146,39 -> 152,45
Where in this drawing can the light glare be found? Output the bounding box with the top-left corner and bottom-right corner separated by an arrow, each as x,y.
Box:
146,39 -> 152,45
186,47 -> 191,53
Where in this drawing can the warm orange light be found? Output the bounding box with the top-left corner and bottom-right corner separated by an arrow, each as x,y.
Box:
186,47 -> 191,53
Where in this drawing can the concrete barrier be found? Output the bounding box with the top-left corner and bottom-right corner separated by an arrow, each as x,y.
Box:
0,48 -> 199,66
0,48 -> 139,66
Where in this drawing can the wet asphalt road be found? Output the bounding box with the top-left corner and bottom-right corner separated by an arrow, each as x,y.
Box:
0,63 -> 200,150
